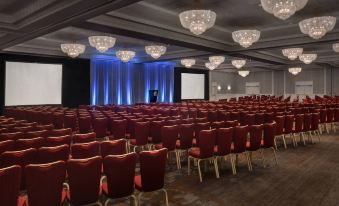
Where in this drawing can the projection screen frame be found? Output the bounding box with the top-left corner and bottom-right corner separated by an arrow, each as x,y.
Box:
5,61 -> 63,106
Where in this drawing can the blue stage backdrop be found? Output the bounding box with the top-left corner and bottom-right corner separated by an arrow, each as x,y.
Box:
91,56 -> 174,105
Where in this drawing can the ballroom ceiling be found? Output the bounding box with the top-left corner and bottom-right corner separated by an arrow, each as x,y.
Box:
0,0 -> 338,72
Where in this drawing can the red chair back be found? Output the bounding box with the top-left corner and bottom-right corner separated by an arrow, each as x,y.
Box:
25,161 -> 66,206
64,115 -> 77,131
294,114 -> 304,133
52,113 -> 64,129
26,130 -> 48,138
263,122 -> 277,148
101,139 -> 126,158
71,141 -> 100,159
215,128 -> 233,156
161,126 -> 178,151
248,125 -> 264,151
67,156 -> 102,205
0,132 -> 24,141
255,113 -> 265,125
38,145 -> 69,164
49,128 -> 72,137
93,118 -> 108,138
225,120 -> 238,128
244,114 -> 255,126
45,135 -> 72,147
233,126 -> 249,153
311,113 -> 320,130
194,122 -> 210,146
134,122 -> 150,145
103,153 -> 137,198
211,121 -> 225,129
284,115 -> 294,134
0,140 -> 15,155
304,113 -> 312,131
319,109 -> 327,123
198,129 -> 216,158
139,148 -> 167,192
78,116 -> 92,134
73,132 -> 96,144
274,116 -> 285,136
111,120 -> 127,140
0,165 -> 21,206
16,137 -> 45,150
178,123 -> 194,150
150,120 -> 164,144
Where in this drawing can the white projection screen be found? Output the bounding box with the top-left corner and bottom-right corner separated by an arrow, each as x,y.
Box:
181,73 -> 205,100
5,62 -> 62,106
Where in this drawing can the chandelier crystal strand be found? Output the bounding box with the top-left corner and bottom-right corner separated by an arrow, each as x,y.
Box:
261,0 -> 308,20
282,48 -> 303,60
179,10 -> 216,35
88,36 -> 116,53
231,59 -> 246,69
232,30 -> 261,48
61,43 -> 85,58
209,56 -> 225,65
116,50 -> 136,63
145,45 -> 167,59
205,62 -> 218,70
299,54 -> 317,64
288,67 -> 302,75
181,59 -> 196,68
333,43 -> 339,52
238,70 -> 250,77
299,16 -> 336,39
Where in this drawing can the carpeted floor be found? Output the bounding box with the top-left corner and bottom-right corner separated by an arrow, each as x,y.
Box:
110,131 -> 339,206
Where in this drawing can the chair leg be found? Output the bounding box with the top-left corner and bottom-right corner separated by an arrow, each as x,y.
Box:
213,157 -> 220,178
197,159 -> 203,182
245,152 -> 252,172
282,135 -> 287,149
260,149 -> 266,168
161,188 -> 169,206
188,156 -> 191,175
308,131 -> 314,144
274,137 -> 278,150
131,195 -> 138,206
104,199 -> 111,206
176,150 -> 181,169
230,154 -> 237,175
317,130 -> 321,142
137,192 -> 145,206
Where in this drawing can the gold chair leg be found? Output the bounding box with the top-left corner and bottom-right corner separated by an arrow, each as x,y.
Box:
282,135 -> 287,149
197,159 -> 203,182
131,195 -> 138,206
176,150 -> 181,169
260,149 -> 266,168
271,147 -> 278,166
230,154 -> 237,175
137,192 -> 143,206
245,152 -> 253,172
161,188 -> 169,206
213,157 -> 220,178
187,156 -> 191,175
274,138 -> 278,150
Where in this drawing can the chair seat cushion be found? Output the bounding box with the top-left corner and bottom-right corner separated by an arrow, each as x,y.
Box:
102,182 -> 108,195
188,148 -> 201,158
134,175 -> 142,191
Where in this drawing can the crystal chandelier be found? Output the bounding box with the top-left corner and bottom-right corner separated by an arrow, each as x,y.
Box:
88,36 -> 116,53
333,43 -> 339,52
179,10 -> 216,35
61,43 -> 85,58
232,30 -> 261,48
260,0 -> 308,20
205,62 -> 218,70
282,48 -> 303,60
299,54 -> 317,64
181,59 -> 196,68
288,67 -> 302,75
145,45 -> 167,59
209,56 -> 225,65
231,59 -> 246,69
299,16 -> 336,39
116,50 -> 135,62
238,70 -> 250,77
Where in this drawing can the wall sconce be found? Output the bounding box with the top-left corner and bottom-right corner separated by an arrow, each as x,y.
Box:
227,85 -> 231,91
217,85 -> 221,91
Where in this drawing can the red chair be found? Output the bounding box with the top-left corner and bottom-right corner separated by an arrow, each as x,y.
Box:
155,126 -> 180,169
35,124 -> 54,131
188,130 -> 219,182
261,122 -> 278,167
135,148 -> 169,206
264,112 -> 274,123
66,156 -> 102,206
52,113 -> 64,129
214,127 -> 235,175
15,137 -> 45,150
293,114 -> 305,146
93,117 -> 109,139
71,141 -> 100,159
25,161 -> 66,206
284,115 -> 296,147
244,114 -> 255,126
208,111 -> 218,123
334,108 -> 339,132
326,108 -> 335,133
26,130 -> 49,139
319,109 -> 327,134
101,139 -> 127,158
0,165 -> 24,206
12,126 -> 34,133
176,123 -> 194,167
273,116 -> 286,149
0,148 -> 37,190
78,116 -> 92,134
247,125 -> 264,169
232,125 -> 252,172
64,115 -> 77,131
0,140 -> 15,155
0,132 -> 24,141
149,120 -> 164,145
129,122 -> 150,152
49,128 -> 72,137
73,132 -> 96,144
255,113 -> 265,125
210,121 -> 225,129
102,153 -> 137,206
225,120 -> 238,128
111,119 -> 127,140
45,135 -> 72,147
194,117 -> 208,123
37,145 -> 69,164
311,113 -> 321,142
194,122 -> 210,146
303,113 -> 313,144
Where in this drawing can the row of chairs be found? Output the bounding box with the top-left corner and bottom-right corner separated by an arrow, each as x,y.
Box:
0,148 -> 169,206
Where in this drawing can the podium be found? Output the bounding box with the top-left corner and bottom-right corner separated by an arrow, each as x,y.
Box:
149,90 -> 158,103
